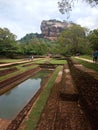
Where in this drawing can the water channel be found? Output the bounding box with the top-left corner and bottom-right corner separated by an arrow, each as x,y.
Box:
0,70 -> 51,120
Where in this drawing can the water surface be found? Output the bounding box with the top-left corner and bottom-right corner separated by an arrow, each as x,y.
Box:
0,70 -> 51,119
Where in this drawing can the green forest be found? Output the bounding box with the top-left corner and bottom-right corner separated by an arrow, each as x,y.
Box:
0,24 -> 98,58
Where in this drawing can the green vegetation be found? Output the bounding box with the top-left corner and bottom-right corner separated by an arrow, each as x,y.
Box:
73,58 -> 98,71
0,25 -> 98,58
87,29 -> 98,50
25,66 -> 62,130
17,33 -> 53,56
33,58 -> 49,64
57,24 -> 91,56
18,33 -> 43,43
0,28 -> 19,58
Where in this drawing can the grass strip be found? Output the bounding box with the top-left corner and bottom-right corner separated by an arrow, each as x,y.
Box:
50,58 -> 66,64
25,66 -> 62,130
33,58 -> 49,64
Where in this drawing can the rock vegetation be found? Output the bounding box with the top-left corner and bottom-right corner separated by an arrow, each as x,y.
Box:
41,19 -> 74,40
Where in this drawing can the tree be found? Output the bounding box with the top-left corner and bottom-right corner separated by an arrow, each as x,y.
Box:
18,38 -> 49,55
57,24 -> 90,55
58,0 -> 98,18
0,28 -> 18,58
87,29 -> 98,50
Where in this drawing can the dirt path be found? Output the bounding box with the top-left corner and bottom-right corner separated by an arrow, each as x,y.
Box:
0,118 -> 11,130
0,60 -> 31,68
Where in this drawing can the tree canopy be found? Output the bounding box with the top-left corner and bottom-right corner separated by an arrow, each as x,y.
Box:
0,26 -> 97,58
57,24 -> 91,55
87,29 -> 98,50
0,28 -> 18,58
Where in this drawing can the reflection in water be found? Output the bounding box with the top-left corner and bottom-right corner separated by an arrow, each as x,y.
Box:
0,70 -> 51,119
5,91 -> 12,96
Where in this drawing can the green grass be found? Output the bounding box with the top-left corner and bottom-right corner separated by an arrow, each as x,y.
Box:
50,58 -> 66,64
24,66 -> 62,130
73,58 -> 98,72
33,58 -> 49,64
33,58 -> 67,64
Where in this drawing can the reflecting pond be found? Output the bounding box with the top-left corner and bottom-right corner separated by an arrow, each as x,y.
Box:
0,70 -> 51,119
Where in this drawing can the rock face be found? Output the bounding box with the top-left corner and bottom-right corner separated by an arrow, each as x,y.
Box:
41,19 -> 74,40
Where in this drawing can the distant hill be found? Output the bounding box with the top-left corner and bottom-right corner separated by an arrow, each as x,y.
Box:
18,33 -> 43,43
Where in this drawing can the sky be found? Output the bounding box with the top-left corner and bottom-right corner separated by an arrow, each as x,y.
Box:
0,0 -> 98,39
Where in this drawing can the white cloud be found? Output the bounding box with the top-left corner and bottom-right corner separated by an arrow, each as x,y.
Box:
0,0 -> 98,39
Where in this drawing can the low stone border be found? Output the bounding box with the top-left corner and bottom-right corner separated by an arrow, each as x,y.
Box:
0,67 -> 18,77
